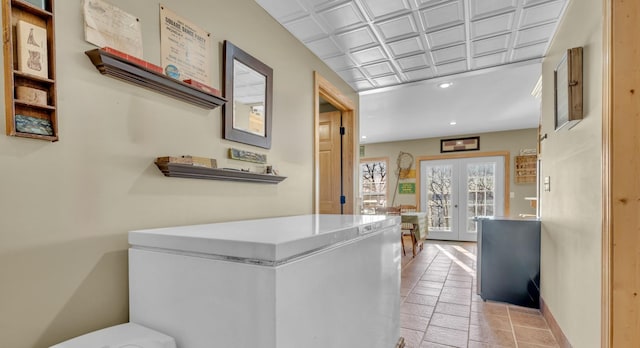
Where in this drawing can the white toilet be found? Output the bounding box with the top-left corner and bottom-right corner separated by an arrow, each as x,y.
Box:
49,322 -> 176,348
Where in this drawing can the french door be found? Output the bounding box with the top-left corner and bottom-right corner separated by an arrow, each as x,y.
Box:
420,156 -> 505,241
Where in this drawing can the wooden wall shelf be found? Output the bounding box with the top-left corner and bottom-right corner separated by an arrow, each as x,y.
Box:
155,163 -> 286,184
85,49 -> 227,109
515,155 -> 537,184
3,0 -> 58,141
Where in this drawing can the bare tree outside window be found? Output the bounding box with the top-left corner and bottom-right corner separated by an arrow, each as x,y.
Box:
360,161 -> 387,214
426,165 -> 452,230
466,163 -> 495,232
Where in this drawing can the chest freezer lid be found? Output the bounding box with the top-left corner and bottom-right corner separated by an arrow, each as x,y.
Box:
129,214 -> 398,265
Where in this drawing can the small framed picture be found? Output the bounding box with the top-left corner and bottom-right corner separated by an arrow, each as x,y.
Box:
440,136 -> 480,153
16,20 -> 48,79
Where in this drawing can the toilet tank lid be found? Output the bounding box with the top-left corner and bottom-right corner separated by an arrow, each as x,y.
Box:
49,323 -> 176,348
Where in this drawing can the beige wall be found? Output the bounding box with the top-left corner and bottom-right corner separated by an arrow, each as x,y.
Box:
539,0 -> 602,346
360,128 -> 538,217
0,1 -> 357,347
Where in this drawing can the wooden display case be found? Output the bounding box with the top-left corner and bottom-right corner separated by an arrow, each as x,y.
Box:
515,155 -> 537,184
3,0 -> 57,141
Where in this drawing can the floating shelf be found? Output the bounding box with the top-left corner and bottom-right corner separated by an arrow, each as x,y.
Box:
85,48 -> 227,109
155,163 -> 286,184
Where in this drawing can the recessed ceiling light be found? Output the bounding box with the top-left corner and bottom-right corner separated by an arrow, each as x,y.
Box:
439,82 -> 453,89
449,121 -> 457,125
361,135 -> 367,139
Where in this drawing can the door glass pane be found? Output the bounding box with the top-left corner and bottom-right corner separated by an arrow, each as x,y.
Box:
466,162 -> 496,232
360,161 -> 387,214
426,165 -> 453,232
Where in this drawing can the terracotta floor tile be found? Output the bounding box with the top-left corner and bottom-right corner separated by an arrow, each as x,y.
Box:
429,312 -> 470,331
434,302 -> 471,317
513,326 -> 559,347
440,286 -> 472,296
401,287 -> 412,296
401,313 -> 430,332
509,311 -> 550,330
400,328 -> 425,348
444,279 -> 472,288
423,325 -> 468,348
472,301 -> 509,316
412,286 -> 442,297
401,303 -> 435,318
467,340 -> 512,348
468,324 -> 516,347
508,305 -> 542,315
470,312 -> 512,331
517,342 -> 560,348
422,274 -> 448,282
438,293 -> 471,306
447,274 -> 474,282
406,293 -> 439,306
417,280 -> 445,289
419,341 -> 452,348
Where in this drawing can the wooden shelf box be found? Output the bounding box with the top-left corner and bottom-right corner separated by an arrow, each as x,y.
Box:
515,155 -> 537,184
3,0 -> 57,141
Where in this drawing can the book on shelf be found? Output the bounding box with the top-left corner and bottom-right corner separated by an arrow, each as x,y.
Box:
16,20 -> 48,79
102,47 -> 163,74
182,79 -> 221,97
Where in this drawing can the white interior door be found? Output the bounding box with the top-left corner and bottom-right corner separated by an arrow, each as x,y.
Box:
421,156 -> 504,242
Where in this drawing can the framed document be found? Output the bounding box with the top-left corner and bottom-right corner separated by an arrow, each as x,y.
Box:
554,47 -> 583,131
16,20 -> 48,79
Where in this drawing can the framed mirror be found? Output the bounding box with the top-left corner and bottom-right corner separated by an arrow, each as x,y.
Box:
223,41 -> 273,149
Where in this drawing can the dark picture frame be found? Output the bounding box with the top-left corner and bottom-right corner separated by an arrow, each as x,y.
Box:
554,47 -> 583,131
440,136 -> 480,153
223,41 -> 273,149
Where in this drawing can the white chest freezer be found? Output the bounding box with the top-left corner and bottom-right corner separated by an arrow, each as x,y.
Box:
128,214 -> 401,348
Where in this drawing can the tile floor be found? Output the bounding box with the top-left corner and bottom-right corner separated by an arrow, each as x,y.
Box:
400,240 -> 559,348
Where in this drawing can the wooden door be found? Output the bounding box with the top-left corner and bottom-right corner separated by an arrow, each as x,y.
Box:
319,111 -> 342,214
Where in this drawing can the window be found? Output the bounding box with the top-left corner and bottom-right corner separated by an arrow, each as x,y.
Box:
360,158 -> 388,214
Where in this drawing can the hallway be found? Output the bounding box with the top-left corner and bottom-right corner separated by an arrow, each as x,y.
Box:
400,241 -> 560,347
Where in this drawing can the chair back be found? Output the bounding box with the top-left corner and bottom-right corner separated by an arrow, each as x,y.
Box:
399,205 -> 417,213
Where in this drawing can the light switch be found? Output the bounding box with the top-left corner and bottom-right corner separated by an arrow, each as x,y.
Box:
544,176 -> 551,192
510,192 -> 515,198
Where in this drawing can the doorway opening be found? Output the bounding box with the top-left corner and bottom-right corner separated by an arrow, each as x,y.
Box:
314,72 -> 355,215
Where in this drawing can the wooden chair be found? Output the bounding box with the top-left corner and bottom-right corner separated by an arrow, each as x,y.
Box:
399,205 -> 419,257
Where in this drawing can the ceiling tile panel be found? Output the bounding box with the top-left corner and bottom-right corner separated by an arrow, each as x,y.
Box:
351,46 -> 388,65
306,37 -> 343,58
256,0 -> 308,21
372,74 -> 402,87
387,36 -> 424,57
397,53 -> 430,70
350,79 -> 374,90
470,12 -> 514,39
376,13 -> 419,41
514,22 -> 554,47
511,41 -> 547,60
469,0 -> 516,20
420,1 -> 465,32
519,1 -> 564,28
324,54 -> 356,70
472,52 -> 507,68
425,24 -> 466,49
361,0 -> 411,19
403,68 -> 434,81
434,59 -> 467,75
284,16 -> 328,42
335,27 -> 377,51
317,2 -> 366,33
337,67 -> 366,81
431,44 -> 466,64
362,61 -> 396,77
307,0 -> 343,10
471,33 -> 510,57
